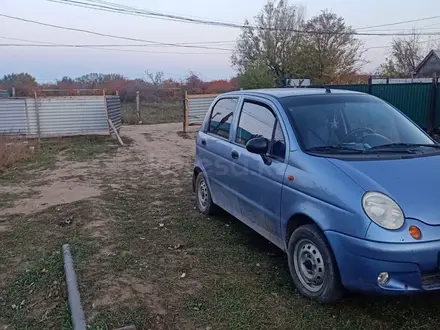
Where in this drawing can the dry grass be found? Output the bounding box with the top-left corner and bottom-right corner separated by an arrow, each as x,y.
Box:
0,137 -> 36,172
121,102 -> 182,125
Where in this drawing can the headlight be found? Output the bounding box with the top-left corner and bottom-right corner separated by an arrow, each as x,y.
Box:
362,192 -> 404,230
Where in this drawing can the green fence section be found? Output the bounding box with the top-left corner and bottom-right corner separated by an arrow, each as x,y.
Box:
326,83 -> 436,129
371,84 -> 432,128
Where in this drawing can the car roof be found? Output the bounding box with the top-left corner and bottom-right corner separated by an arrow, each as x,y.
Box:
222,88 -> 363,99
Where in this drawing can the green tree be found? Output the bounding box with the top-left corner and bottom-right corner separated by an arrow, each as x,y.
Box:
237,60 -> 277,89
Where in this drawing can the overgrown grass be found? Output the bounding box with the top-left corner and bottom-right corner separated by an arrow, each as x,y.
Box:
121,102 -> 182,125
0,137 -> 36,171
0,136 -> 121,183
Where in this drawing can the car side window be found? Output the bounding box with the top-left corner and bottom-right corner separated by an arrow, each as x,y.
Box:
208,98 -> 238,139
236,100 -> 286,160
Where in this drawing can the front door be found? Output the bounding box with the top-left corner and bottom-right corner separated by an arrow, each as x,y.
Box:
229,99 -> 288,243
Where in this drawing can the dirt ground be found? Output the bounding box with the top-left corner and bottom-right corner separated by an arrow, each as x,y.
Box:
2,123 -> 440,330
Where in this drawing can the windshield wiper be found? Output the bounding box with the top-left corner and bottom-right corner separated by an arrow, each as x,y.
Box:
306,146 -> 363,153
365,143 -> 440,153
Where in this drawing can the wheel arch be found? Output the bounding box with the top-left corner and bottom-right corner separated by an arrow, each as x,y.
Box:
285,213 -> 320,245
192,166 -> 203,192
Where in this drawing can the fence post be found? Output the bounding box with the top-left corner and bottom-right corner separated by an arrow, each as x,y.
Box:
34,91 -> 41,140
428,73 -> 438,134
136,91 -> 140,123
368,76 -> 373,94
183,91 -> 189,132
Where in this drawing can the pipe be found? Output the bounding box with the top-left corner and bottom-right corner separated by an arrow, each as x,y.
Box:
63,244 -> 86,330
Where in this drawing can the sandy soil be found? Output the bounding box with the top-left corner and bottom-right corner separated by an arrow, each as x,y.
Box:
0,123 -> 195,217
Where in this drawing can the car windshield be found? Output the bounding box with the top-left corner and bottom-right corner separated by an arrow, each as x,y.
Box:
280,94 -> 435,154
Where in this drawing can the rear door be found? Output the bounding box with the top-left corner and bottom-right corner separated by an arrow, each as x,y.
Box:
229,98 -> 288,245
197,97 -> 242,216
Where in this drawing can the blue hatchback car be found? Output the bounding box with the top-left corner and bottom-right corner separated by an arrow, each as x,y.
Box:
192,88 -> 440,303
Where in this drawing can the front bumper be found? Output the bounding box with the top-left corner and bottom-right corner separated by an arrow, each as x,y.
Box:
326,231 -> 440,293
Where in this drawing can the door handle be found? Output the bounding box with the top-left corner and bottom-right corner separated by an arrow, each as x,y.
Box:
231,150 -> 239,159
201,139 -> 206,146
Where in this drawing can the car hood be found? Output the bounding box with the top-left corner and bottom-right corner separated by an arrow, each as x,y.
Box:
328,155 -> 440,225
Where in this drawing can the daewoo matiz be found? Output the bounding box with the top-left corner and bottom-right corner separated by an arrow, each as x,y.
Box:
192,88 -> 440,303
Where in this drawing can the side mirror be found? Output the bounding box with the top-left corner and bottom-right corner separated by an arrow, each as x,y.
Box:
246,137 -> 272,165
246,137 -> 268,155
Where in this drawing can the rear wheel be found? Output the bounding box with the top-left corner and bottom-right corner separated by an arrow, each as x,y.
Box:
287,224 -> 343,303
195,172 -> 217,215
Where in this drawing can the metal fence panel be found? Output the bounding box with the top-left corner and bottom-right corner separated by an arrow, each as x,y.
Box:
36,96 -> 109,136
106,96 -> 121,133
188,96 -> 218,125
0,98 -> 27,134
371,84 -> 432,128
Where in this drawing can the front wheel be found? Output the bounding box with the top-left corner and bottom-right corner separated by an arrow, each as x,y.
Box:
287,224 -> 343,303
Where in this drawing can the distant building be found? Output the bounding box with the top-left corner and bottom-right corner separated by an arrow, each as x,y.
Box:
414,50 -> 440,78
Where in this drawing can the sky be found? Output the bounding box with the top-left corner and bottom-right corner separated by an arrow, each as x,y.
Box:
1,0 -> 440,83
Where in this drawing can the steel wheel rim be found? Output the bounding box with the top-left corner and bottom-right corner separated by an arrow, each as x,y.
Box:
198,179 -> 208,209
293,239 -> 325,293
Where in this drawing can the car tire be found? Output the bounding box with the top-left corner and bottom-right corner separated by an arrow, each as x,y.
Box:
195,172 -> 217,215
287,224 -> 343,303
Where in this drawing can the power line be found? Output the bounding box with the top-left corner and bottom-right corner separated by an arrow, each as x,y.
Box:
0,44 -> 232,54
78,0 -> 440,34
0,13 -> 234,51
0,35 -> 236,47
0,37 -> 231,54
46,0 -> 440,36
356,15 -> 440,30
364,37 -> 440,51
83,0 -> 241,25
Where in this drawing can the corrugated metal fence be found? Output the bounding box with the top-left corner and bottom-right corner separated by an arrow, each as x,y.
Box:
184,93 -> 219,131
0,96 -> 121,137
0,99 -> 27,134
105,96 -> 122,133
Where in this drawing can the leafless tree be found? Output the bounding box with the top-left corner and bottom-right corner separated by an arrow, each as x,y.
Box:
304,10 -> 364,85
231,0 -> 307,86
232,2 -> 364,86
377,30 -> 426,77
146,71 -> 164,87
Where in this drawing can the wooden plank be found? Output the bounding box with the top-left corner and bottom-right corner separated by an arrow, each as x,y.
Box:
103,95 -> 111,134
34,91 -> 41,140
108,119 -> 124,145
183,90 -> 189,132
136,91 -> 140,123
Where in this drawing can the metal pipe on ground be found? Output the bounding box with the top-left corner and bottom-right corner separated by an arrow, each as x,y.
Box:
63,244 -> 86,330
